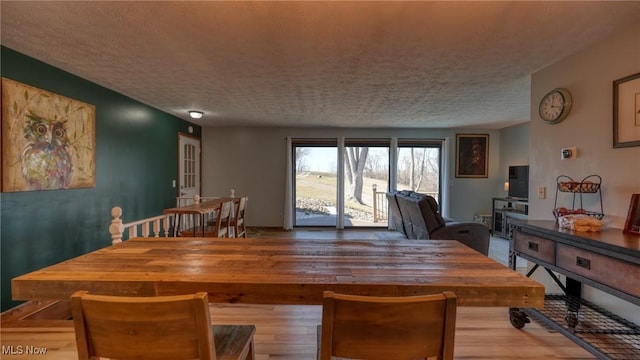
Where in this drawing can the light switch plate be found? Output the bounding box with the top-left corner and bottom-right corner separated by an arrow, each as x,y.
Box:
538,186 -> 546,199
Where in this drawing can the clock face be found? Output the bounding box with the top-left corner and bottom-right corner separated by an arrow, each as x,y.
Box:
539,88 -> 572,124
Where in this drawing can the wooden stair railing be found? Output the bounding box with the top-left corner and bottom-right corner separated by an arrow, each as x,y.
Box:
109,207 -> 174,244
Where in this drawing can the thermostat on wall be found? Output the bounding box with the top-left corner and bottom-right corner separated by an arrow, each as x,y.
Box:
561,147 -> 577,160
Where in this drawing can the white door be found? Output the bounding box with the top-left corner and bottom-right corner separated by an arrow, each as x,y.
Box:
178,134 -> 201,200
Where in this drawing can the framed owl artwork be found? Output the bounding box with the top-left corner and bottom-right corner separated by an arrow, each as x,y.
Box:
1,78 -> 96,192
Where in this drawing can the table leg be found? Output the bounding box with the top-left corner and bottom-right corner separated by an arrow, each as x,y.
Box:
565,278 -> 582,329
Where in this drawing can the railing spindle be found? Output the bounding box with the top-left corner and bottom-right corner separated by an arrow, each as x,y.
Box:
142,222 -> 150,237
153,219 -> 160,237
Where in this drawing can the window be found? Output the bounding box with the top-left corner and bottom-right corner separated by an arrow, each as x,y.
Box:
397,139 -> 442,204
183,143 -> 197,188
291,138 -> 442,228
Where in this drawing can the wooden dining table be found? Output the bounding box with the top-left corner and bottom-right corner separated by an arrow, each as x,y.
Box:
12,237 -> 544,308
163,197 -> 237,236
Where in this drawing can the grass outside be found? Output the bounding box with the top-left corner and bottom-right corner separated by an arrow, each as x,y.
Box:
295,171 -> 388,222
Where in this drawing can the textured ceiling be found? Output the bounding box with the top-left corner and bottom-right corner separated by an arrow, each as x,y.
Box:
1,1 -> 639,129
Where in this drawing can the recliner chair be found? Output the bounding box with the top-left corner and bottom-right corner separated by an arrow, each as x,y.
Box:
390,190 -> 490,255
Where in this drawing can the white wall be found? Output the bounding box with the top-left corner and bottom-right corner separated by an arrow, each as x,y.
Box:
201,127 -> 502,227
497,122 -> 530,197
500,123 -> 530,175
529,22 -> 640,324
529,22 -> 640,226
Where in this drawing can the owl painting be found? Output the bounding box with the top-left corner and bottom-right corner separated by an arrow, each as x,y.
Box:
1,77 -> 95,192
21,113 -> 73,190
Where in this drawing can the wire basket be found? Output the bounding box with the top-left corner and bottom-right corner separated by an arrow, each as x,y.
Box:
557,175 -> 601,193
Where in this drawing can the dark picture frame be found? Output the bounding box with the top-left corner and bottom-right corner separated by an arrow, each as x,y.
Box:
624,194 -> 640,235
613,72 -> 640,148
455,134 -> 489,178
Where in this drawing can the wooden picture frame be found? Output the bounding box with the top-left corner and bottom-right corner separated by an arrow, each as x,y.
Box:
623,194 -> 640,235
613,72 -> 640,148
1,78 -> 96,192
455,134 -> 489,178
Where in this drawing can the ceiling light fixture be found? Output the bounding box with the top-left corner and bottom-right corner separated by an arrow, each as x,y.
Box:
188,110 -> 203,119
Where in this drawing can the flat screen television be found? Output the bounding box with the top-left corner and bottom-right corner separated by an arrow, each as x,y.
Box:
508,165 -> 529,200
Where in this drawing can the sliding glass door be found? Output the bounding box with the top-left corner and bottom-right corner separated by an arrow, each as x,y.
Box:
292,138 -> 442,228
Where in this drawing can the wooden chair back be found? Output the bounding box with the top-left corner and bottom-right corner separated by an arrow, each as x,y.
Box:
233,197 -> 248,238
71,291 -> 216,360
213,201 -> 232,237
319,291 -> 457,360
71,291 -> 256,360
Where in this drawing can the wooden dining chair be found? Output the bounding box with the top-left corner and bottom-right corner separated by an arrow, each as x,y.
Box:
212,201 -> 233,237
232,197 -> 248,238
70,291 -> 255,360
318,291 -> 457,360
221,197 -> 240,237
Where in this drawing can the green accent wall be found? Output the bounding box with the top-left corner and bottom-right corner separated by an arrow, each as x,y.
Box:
0,47 -> 201,311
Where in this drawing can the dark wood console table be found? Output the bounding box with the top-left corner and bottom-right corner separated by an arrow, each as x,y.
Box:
511,220 -> 640,359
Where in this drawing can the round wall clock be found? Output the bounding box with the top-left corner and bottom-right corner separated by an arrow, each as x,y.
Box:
539,88 -> 572,124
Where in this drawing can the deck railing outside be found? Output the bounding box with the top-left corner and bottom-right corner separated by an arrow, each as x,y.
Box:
372,186 -> 387,223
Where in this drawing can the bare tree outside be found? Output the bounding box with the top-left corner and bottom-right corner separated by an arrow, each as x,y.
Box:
398,147 -> 439,195
295,147 -> 310,172
344,147 -> 369,204
364,149 -> 387,180
409,148 -> 430,190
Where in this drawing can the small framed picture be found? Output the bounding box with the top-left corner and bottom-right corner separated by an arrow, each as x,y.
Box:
455,134 -> 489,178
613,72 -> 640,148
623,194 -> 640,235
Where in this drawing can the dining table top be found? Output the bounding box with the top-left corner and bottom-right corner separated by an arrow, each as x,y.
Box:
12,236 -> 544,308
163,197 -> 237,215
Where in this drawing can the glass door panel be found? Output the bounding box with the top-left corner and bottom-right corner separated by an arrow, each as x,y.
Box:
294,146 -> 338,226
343,145 -> 389,227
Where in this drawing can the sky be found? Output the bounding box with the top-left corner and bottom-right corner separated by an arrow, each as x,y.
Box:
299,147 -> 392,173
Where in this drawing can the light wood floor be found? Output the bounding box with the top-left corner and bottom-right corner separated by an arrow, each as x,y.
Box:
1,228 -> 596,359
